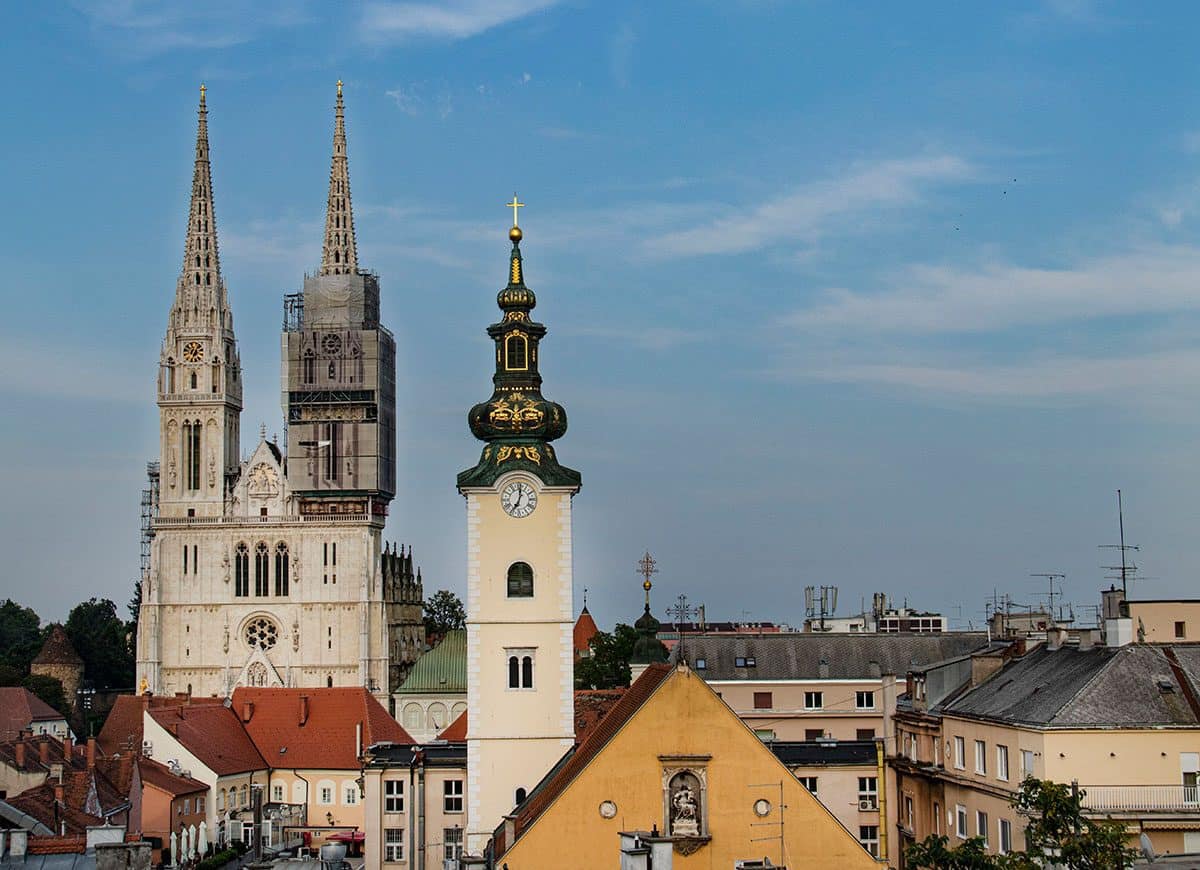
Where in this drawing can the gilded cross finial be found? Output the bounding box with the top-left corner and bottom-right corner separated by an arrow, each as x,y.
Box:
199,83 -> 206,104
337,80 -> 343,98
506,194 -> 525,228
638,551 -> 658,608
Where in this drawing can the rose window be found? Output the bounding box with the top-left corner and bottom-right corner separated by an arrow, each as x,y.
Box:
245,617 -> 278,651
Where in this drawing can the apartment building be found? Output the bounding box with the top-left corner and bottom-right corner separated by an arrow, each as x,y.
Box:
892,635 -> 1200,865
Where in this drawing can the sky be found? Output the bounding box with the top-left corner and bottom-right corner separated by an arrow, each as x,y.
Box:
3,1 -> 1200,631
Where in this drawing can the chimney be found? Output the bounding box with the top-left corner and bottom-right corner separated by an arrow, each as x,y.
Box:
63,735 -> 73,759
15,741 -> 25,767
241,701 -> 254,723
299,695 -> 309,727
39,739 -> 50,765
9,830 -> 27,860
54,781 -> 64,805
1078,630 -> 1096,650
87,737 -> 96,770
1046,626 -> 1069,651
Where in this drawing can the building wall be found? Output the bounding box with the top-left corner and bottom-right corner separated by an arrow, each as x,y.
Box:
464,482 -> 575,851
710,676 -> 897,742
1124,602 -> 1200,642
785,758 -> 891,860
362,764 -> 469,869
499,668 -> 878,870
394,694 -> 467,743
265,768 -> 364,843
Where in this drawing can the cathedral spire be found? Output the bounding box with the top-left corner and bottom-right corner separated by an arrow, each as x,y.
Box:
320,80 -> 358,276
181,84 -> 221,290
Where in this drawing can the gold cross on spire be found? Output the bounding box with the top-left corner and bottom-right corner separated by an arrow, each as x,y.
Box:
506,194 -> 525,228
337,79 -> 343,97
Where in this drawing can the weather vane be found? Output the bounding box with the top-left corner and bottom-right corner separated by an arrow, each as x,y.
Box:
506,193 -> 525,228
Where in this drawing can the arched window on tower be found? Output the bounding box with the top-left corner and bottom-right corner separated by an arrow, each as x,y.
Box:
255,543 -> 269,596
522,655 -> 534,688
504,333 -> 528,371
182,421 -> 201,491
234,543 -> 249,597
274,543 -> 289,596
508,655 -> 519,689
164,360 -> 175,393
507,562 -> 533,598
190,371 -> 198,390
211,361 -> 221,392
303,350 -> 315,384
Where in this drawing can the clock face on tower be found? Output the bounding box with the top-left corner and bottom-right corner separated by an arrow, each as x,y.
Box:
182,341 -> 204,363
500,479 -> 538,518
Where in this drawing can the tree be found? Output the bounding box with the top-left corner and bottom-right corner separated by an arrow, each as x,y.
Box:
904,778 -> 1139,870
0,600 -> 42,673
22,674 -> 69,718
127,581 -> 142,659
575,624 -> 639,690
423,590 -> 466,641
66,598 -> 134,691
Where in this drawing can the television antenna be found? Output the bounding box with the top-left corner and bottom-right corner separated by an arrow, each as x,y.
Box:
1030,573 -> 1066,624
804,585 -> 838,632
1099,489 -> 1139,597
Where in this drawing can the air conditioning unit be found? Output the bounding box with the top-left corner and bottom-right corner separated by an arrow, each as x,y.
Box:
859,799 -> 877,811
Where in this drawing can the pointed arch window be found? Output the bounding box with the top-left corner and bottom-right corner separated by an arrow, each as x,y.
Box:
164,360 -> 175,393
302,349 -> 315,384
182,421 -> 201,491
504,333 -> 528,371
507,562 -> 533,598
254,542 -> 270,596
235,543 -> 249,597
189,371 -> 198,390
211,361 -> 221,392
274,543 -> 289,596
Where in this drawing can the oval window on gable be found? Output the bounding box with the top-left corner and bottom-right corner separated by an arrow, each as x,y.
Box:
507,562 -> 534,598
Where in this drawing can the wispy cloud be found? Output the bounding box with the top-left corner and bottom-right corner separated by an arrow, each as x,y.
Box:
782,244 -> 1200,334
70,0 -> 311,56
359,0 -> 563,43
797,348 -> 1200,401
562,325 -> 707,352
610,22 -> 637,88
643,154 -> 972,259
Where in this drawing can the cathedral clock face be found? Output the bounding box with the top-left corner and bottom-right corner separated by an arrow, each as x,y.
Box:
182,341 -> 204,363
500,480 -> 537,518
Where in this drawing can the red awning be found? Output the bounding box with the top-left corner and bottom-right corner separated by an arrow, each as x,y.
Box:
326,831 -> 365,843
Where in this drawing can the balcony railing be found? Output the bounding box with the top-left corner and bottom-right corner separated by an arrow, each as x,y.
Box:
154,513 -> 374,528
1081,785 -> 1200,813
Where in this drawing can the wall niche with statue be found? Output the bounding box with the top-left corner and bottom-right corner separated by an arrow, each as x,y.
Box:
659,755 -> 711,856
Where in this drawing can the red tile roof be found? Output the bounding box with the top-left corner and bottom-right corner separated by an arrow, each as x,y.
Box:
500,664 -> 674,857
28,836 -> 87,855
97,694 -> 225,758
0,732 -> 73,774
7,781 -> 104,836
573,689 -> 626,743
0,687 -> 65,741
148,705 -> 266,776
573,608 -> 599,656
437,711 -> 467,741
136,757 -> 206,797
231,688 -> 413,770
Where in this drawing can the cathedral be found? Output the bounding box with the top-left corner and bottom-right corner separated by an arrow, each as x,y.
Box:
135,85 -> 424,703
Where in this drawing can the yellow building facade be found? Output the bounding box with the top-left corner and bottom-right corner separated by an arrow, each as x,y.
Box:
497,663 -> 880,869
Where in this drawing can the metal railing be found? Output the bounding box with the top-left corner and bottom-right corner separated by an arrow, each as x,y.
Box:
154,513 -> 373,527
1081,785 -> 1200,813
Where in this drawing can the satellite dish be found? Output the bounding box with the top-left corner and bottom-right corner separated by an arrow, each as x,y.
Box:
1140,831 -> 1156,862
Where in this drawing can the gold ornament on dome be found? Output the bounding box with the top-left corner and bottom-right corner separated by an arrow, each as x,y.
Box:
488,392 -> 545,429
496,445 -> 542,465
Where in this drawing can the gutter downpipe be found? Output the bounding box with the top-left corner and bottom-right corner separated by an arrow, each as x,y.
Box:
417,751 -> 427,870
877,740 -> 888,864
409,751 -> 418,870
292,769 -> 311,845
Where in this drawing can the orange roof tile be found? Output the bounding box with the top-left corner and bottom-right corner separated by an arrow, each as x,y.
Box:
573,607 -> 599,655
28,835 -> 87,855
573,689 -> 626,743
0,687 -> 65,741
231,688 -> 413,769
98,694 -> 225,758
437,711 -> 467,741
148,705 -> 266,776
137,757 -> 207,797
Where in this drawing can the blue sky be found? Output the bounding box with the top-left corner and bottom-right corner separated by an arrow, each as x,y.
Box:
3,1 -> 1200,630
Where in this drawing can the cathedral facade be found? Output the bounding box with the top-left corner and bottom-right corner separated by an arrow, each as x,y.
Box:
135,85 -> 423,703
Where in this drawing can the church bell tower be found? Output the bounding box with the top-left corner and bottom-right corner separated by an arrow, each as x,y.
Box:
459,203 -> 581,852
157,85 -> 242,518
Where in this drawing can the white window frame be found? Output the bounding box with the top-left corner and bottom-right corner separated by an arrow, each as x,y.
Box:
444,827 -> 464,861
344,785 -> 358,805
384,779 -> 404,813
954,736 -> 965,770
804,691 -> 823,710
976,810 -> 989,846
997,744 -> 1009,781
858,825 -> 879,857
1021,748 -> 1035,779
505,647 -> 536,691
271,784 -> 284,803
998,818 -> 1012,854
319,786 -> 334,805
384,828 -> 404,863
444,779 -> 464,813
857,776 -> 878,809
955,804 -> 967,839
855,690 -> 875,709
975,739 -> 987,775
798,776 -> 818,794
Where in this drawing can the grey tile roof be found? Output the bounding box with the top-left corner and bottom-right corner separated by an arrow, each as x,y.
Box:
946,643 -> 1200,728
680,633 -> 991,681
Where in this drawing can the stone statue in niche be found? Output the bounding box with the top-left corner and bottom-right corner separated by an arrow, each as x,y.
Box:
222,553 -> 230,584
292,620 -> 300,652
669,772 -> 701,837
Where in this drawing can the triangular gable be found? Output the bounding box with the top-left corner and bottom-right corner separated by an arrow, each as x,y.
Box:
498,662 -> 878,868
233,645 -> 285,690
231,439 -> 289,517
